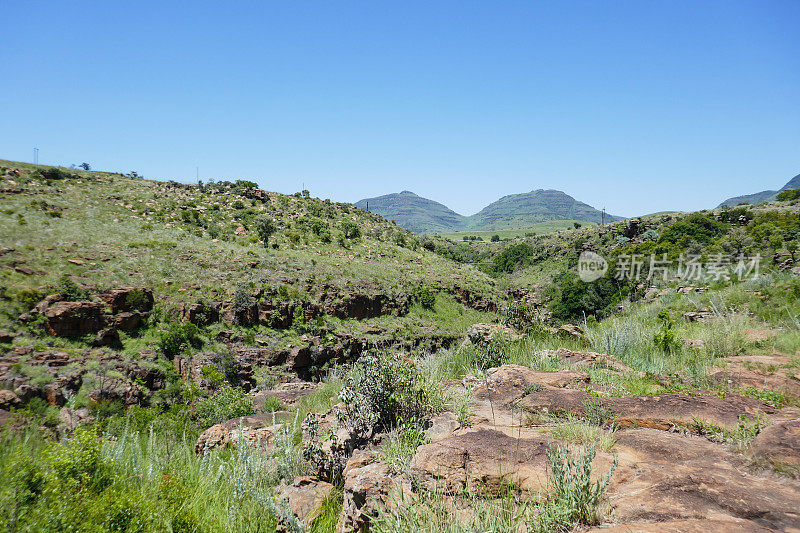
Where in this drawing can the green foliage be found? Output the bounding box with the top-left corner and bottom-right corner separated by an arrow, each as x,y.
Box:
547,272 -> 627,322
776,188 -> 800,201
253,215 -> 276,246
491,243 -> 533,273
195,384 -> 255,427
537,445 -> 617,529
338,353 -> 439,433
652,310 -> 680,354
340,220 -> 361,239
17,287 -> 44,310
658,213 -> 725,246
157,322 -> 201,357
505,300 -> 538,333
490,234 -> 500,242
412,285 -> 437,309
233,285 -> 255,313
56,275 -> 90,301
474,340 -> 507,371
236,180 -> 258,189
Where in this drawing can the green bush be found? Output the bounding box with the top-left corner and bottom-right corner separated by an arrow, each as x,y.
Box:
341,221 -> 361,239
658,213 -> 725,246
412,285 -> 436,310
157,322 -> 201,357
547,272 -> 627,322
777,188 -> 800,202
491,243 -> 534,273
253,215 -> 276,246
195,384 -> 255,427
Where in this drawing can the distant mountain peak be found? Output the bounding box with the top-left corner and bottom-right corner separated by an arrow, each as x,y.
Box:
717,172 -> 800,208
356,187 -> 623,234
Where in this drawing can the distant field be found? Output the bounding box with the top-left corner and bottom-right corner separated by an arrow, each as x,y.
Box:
432,220 -> 599,240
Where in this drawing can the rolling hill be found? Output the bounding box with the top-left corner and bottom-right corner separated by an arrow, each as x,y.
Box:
353,191 -> 465,234
357,188 -> 623,234
717,172 -> 800,208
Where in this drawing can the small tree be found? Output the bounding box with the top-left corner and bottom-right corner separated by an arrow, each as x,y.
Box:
490,234 -> 500,242
341,220 -> 361,239
79,162 -> 91,171
787,240 -> 798,262
253,215 -> 276,247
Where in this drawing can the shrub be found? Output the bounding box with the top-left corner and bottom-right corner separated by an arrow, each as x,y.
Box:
56,275 -> 90,301
490,234 -> 500,242
505,300 -> 538,332
536,445 -> 617,529
253,215 -> 276,246
474,341 -> 507,371
547,272 -> 627,322
652,310 -> 680,354
195,384 -> 255,427
341,221 -> 361,239
157,322 -> 201,357
233,285 -> 255,313
777,188 -> 800,202
17,288 -> 44,310
412,286 -> 436,310
491,243 -> 534,273
659,213 -> 725,246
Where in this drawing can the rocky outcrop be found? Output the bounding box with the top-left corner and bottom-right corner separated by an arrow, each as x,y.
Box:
195,413 -> 282,453
43,301 -> 106,337
99,287 -> 154,314
750,419 -> 800,476
465,323 -> 520,344
337,450 -> 410,533
277,476 -> 334,528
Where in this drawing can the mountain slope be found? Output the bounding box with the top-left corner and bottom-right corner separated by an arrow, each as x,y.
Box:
717,173 -> 800,208
463,189 -> 623,230
354,191 -> 466,233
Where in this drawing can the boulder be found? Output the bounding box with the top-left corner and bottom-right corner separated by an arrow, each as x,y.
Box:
750,419 -> 800,476
683,308 -> 715,323
337,450 -> 411,533
465,323 -> 520,344
277,476 -> 334,528
742,328 -> 778,343
99,287 -> 154,313
195,413 -> 282,453
59,407 -> 93,433
253,381 -> 320,410
114,311 -> 147,332
91,327 -> 120,347
411,426 -> 555,496
557,323 -> 588,341
43,301 -> 106,337
180,301 -> 220,326
0,389 -> 20,410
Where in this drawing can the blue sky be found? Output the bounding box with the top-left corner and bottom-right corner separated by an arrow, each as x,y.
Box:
1,1 -> 798,216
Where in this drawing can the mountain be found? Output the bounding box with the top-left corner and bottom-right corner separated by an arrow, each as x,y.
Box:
464,189 -> 623,230
354,191 -> 466,234
356,188 -> 624,234
717,173 -> 800,208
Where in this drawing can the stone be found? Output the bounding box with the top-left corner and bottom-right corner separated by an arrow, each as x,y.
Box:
337,450 -> 411,533
683,308 -> 715,323
252,381 -> 320,410
195,413 -> 282,453
43,301 -> 106,337
91,327 -> 120,347
180,301 -> 220,326
99,287 -> 154,313
277,476 -> 334,527
465,323 -> 520,344
750,419 -> 800,476
114,311 -> 146,332
742,328 -> 778,343
0,389 -> 21,410
558,323 -> 588,340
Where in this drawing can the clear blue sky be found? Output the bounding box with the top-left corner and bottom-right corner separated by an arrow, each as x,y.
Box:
2,1 -> 798,216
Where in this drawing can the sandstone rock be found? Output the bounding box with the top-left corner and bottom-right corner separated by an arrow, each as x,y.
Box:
43,301 -> 106,337
742,328 -> 778,343
710,368 -> 800,399
59,407 -> 93,432
337,450 -> 410,533
750,419 -> 800,476
683,308 -> 715,323
0,331 -> 14,343
425,411 -> 461,443
0,389 -> 20,410
683,338 -> 706,349
606,429 -> 800,531
253,381 -> 320,410
518,388 -> 776,432
91,327 -> 120,347
539,348 -> 636,374
277,476 -> 334,528
99,287 -> 154,313
180,301 -> 220,326
465,323 -> 520,344
411,426 -> 554,496
195,413 -> 282,453
558,323 -> 587,340
114,311 -> 146,332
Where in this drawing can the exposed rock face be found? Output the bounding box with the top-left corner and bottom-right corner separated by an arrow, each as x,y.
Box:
411,426 -> 554,496
465,323 -> 520,344
557,323 -> 587,341
195,413 -> 282,453
99,287 -> 154,314
43,301 -> 106,336
252,381 -> 321,410
337,451 -> 410,533
278,476 -> 334,528
710,367 -> 800,400
683,308 -> 715,323
750,419 -> 800,476
180,301 -> 220,326
0,389 -> 20,410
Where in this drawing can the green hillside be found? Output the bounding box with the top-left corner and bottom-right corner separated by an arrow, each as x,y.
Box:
717,172 -> 800,207
354,191 -> 465,234
357,189 -> 623,234
463,189 -> 623,230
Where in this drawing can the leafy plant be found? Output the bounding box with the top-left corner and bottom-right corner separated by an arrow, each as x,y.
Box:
195,384 -> 255,427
